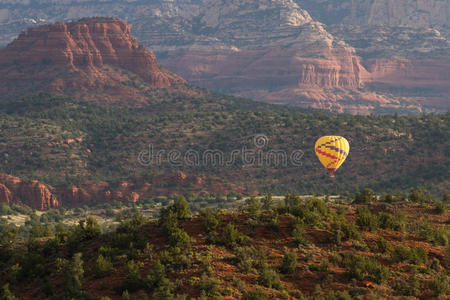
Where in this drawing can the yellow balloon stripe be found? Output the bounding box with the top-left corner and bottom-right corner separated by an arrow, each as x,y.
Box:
315,136 -> 349,175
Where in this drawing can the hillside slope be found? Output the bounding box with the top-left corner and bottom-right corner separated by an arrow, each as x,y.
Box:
0,94 -> 448,209
0,198 -> 448,299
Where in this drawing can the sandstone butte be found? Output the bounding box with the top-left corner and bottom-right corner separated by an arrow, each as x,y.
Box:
0,172 -> 244,210
158,34 -> 450,115
0,17 -> 185,103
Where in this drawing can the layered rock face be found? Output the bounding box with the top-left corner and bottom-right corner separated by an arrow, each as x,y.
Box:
141,0 -> 450,113
0,17 -> 184,103
295,0 -> 449,30
0,0 -> 448,113
0,173 -> 242,210
0,174 -> 59,210
138,0 -> 380,113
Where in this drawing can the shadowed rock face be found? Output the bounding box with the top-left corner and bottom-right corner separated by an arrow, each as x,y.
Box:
0,17 -> 185,103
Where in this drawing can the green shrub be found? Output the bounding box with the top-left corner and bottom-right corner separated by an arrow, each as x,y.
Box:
443,191 -> 450,203
383,193 -> 394,203
375,237 -> 391,253
94,254 -> 113,278
331,218 -> 360,245
159,197 -> 192,231
356,207 -> 379,231
428,271 -> 448,296
98,246 -> 118,259
408,188 -> 431,203
79,217 -> 101,239
56,253 -> 85,298
1,283 -> 15,300
330,290 -> 352,300
172,196 -> 192,220
443,246 -> 450,269
66,217 -> 101,254
29,224 -> 50,238
0,224 -> 18,261
234,246 -> 257,273
280,250 -> 298,274
0,204 -> 14,216
117,212 -> 146,234
305,198 -> 329,216
391,245 -> 428,265
158,246 -> 193,271
198,273 -> 222,299
241,287 -> 267,300
343,254 -> 389,284
221,223 -> 250,248
292,223 -> 308,246
244,196 -> 262,219
391,245 -> 412,263
284,197 -> 329,227
264,213 -> 280,232
122,260 -> 144,292
284,194 -> 302,208
377,212 -> 406,231
352,240 -> 369,252
263,193 -> 274,211
234,246 -> 269,273
168,227 -> 191,248
146,259 -> 167,290
419,223 -> 449,246
434,201 -> 447,214
354,189 -> 376,204
151,278 -> 174,300
309,260 -> 329,272
200,209 -> 220,232
258,263 -> 282,290
393,272 -> 421,296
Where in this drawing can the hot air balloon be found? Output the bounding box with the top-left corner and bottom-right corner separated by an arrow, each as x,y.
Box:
315,136 -> 349,177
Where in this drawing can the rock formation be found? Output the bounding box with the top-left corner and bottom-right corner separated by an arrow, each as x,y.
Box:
0,17 -> 185,103
295,0 -> 449,30
0,1 -> 448,113
0,174 -> 60,210
0,172 -> 242,210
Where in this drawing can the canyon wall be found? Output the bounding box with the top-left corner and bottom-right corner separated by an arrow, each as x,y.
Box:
0,1 -> 448,113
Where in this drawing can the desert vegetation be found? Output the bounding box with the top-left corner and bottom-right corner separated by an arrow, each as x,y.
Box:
0,94 -> 448,197
0,190 -> 448,299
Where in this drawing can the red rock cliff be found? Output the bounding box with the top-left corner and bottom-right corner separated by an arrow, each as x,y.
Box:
0,172 -> 244,210
0,174 -> 60,210
0,18 -> 185,103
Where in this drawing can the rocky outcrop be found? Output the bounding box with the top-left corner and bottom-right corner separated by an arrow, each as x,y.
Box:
0,17 -> 185,103
173,171 -> 188,185
0,174 -> 60,210
295,0 -> 449,30
0,183 -> 13,204
0,172 -> 243,210
58,186 -> 92,208
127,0 -> 449,113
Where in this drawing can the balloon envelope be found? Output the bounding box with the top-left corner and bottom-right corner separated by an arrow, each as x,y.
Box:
315,136 -> 349,175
